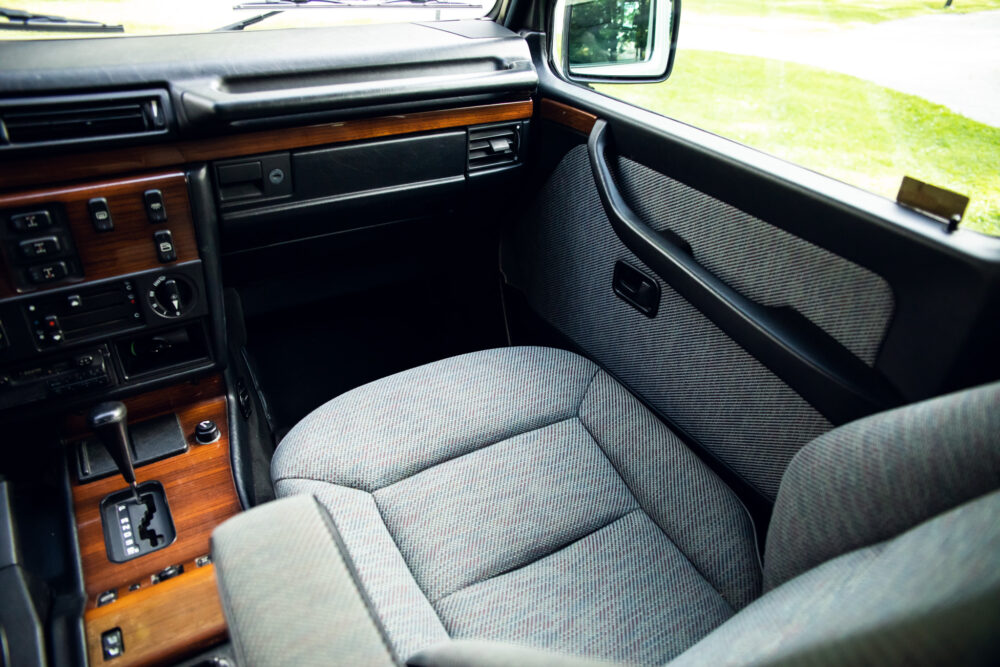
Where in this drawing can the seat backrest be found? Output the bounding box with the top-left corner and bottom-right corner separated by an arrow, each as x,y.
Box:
666,380 -> 1000,666
764,380 -> 1000,590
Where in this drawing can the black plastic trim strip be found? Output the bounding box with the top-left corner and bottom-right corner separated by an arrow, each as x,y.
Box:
177,62 -> 537,128
588,119 -> 902,424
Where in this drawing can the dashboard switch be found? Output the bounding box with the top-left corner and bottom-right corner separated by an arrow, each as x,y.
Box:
154,230 -> 176,263
101,628 -> 124,659
10,210 -> 53,232
195,420 -> 221,444
28,261 -> 68,284
88,197 -> 114,232
18,235 -> 61,259
143,189 -> 167,223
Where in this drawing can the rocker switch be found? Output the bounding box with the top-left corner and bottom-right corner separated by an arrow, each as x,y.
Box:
154,230 -> 176,263
143,190 -> 167,223
88,198 -> 114,232
101,628 -> 124,659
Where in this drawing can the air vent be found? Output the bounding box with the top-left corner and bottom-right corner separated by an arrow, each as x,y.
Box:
0,91 -> 170,150
468,123 -> 520,171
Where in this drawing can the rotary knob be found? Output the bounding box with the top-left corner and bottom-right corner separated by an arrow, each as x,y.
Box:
147,274 -> 194,318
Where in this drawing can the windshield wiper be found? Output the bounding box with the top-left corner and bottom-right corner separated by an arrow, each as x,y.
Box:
217,0 -> 483,31
0,7 -> 124,33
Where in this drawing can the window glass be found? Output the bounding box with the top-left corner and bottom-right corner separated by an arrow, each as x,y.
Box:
0,0 -> 497,39
595,0 -> 1000,236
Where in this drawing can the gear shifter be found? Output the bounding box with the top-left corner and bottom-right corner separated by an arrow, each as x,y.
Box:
88,401 -> 141,504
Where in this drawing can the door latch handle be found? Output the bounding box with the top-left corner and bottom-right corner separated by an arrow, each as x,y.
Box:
613,261 -> 660,318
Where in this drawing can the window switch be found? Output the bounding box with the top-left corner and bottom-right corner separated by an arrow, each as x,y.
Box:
143,189 -> 168,223
27,261 -> 69,284
101,628 -> 124,659
10,210 -> 53,232
88,198 -> 113,232
18,235 -> 61,258
154,230 -> 176,263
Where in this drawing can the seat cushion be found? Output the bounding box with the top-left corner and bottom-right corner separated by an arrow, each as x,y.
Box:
272,347 -> 761,664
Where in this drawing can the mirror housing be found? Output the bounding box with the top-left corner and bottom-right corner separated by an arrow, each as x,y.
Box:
551,0 -> 680,83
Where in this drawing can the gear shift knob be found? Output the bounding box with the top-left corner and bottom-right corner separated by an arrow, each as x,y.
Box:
88,401 -> 140,501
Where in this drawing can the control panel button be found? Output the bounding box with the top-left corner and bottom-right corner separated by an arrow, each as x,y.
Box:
97,589 -> 117,607
143,189 -> 168,223
88,197 -> 114,232
154,230 -> 176,263
18,235 -> 61,259
195,420 -> 221,444
68,293 -> 83,309
101,628 -> 124,659
151,563 -> 183,585
27,261 -> 68,284
147,275 -> 193,318
9,210 -> 53,232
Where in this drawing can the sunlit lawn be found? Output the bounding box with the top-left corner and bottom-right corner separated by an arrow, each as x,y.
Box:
685,0 -> 1000,23
598,50 -> 1000,236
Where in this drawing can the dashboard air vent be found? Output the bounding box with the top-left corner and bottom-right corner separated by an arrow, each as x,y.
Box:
468,123 -> 520,171
0,91 -> 170,149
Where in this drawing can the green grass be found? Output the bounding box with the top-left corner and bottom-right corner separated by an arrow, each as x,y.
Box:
597,50 -> 1000,236
684,0 -> 1000,24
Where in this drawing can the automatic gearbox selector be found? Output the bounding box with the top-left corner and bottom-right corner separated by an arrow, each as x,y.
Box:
88,400 -> 141,503
147,274 -> 194,318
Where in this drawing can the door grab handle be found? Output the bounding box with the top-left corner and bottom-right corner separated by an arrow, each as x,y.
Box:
587,119 -> 901,424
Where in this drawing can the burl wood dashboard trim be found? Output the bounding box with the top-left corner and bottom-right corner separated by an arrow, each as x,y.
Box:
538,99 -> 597,135
0,171 -> 198,298
69,374 -> 239,598
0,100 -> 535,190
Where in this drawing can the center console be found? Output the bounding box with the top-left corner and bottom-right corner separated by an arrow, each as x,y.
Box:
0,171 -> 216,414
0,168 -> 236,666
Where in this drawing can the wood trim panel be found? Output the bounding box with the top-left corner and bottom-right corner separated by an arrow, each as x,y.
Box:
84,563 -> 227,667
539,99 -> 597,135
0,172 -> 198,298
0,100 -> 534,190
69,375 -> 240,601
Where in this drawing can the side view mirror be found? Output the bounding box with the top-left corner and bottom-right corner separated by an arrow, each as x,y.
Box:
551,0 -> 681,83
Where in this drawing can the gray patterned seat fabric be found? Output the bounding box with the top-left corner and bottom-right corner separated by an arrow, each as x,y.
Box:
271,346 -> 762,664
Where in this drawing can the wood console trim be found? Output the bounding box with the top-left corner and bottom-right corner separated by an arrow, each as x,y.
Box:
69,375 -> 240,601
0,171 -> 198,298
0,100 -> 534,190
84,563 -> 227,667
538,99 -> 597,135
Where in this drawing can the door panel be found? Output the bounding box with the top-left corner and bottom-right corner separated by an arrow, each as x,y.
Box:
504,34 -> 1000,504
504,143 -> 834,498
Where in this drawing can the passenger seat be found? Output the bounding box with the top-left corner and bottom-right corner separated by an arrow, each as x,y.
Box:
211,347 -> 1000,665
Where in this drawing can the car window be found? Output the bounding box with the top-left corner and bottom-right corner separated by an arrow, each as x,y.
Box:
593,0 -> 1000,237
0,0 -> 497,38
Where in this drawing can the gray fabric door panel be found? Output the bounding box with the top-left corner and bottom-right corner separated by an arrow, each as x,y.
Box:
613,157 -> 895,368
504,145 -> 850,497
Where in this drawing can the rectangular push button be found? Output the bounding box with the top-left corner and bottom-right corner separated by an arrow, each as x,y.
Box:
101,627 -> 124,659
18,236 -> 61,258
154,230 -> 176,263
217,161 -> 262,185
143,189 -> 167,223
10,210 -> 53,232
28,261 -> 68,284
88,198 -> 113,232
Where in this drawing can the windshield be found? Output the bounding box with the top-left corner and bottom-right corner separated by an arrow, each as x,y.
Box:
0,0 -> 497,39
